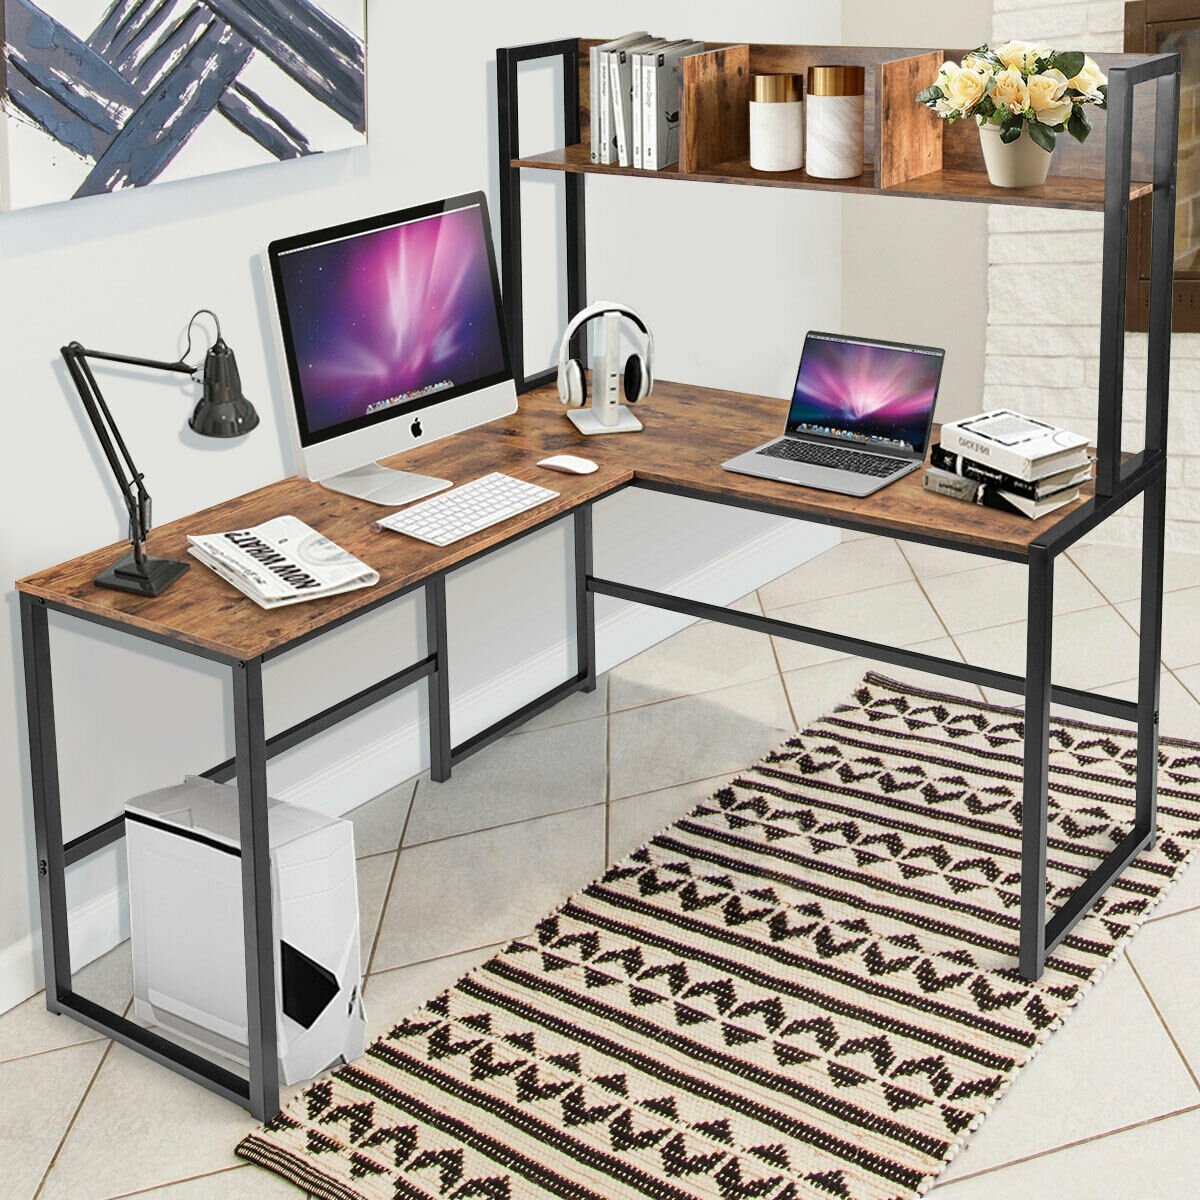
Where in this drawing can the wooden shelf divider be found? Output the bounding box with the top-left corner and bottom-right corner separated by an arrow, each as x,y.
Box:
679,45 -> 750,173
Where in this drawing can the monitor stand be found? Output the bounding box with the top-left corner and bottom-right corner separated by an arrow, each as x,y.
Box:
319,463 -> 452,506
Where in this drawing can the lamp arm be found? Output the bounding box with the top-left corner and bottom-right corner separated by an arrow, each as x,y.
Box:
61,342 -> 194,562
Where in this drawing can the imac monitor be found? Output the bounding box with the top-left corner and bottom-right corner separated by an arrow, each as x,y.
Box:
268,192 -> 516,505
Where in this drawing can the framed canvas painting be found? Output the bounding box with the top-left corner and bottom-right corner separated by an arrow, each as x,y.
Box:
0,0 -> 367,211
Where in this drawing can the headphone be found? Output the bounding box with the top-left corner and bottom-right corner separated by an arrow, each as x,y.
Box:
556,301 -> 654,408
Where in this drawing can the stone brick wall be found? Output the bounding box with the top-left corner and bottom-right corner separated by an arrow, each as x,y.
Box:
988,0 -> 1200,547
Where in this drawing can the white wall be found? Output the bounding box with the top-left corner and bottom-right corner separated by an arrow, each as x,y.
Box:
987,0 -> 1200,548
0,2 -> 844,1010
842,2 -> 992,423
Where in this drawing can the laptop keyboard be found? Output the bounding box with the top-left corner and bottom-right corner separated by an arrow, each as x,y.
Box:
756,439 -> 905,479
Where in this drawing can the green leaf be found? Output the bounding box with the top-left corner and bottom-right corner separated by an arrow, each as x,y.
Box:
1027,120 -> 1057,153
1067,105 -> 1092,143
916,85 -> 943,104
1052,51 -> 1086,81
999,120 -> 1024,144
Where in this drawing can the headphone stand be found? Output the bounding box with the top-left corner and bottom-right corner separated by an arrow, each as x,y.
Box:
567,407 -> 643,435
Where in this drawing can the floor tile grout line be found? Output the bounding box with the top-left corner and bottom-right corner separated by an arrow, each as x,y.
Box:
896,542 -> 986,701
403,798 -> 610,854
1125,952 -> 1200,1093
102,1162 -> 252,1200
33,1037 -> 115,1199
366,938 -> 510,982
1146,898 -> 1200,925
935,1100 -> 1200,1188
0,1033 -> 108,1069
763,586 -> 801,731
364,775 -> 423,979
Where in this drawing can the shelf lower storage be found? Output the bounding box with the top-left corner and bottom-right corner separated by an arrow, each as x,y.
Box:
512,144 -> 1153,212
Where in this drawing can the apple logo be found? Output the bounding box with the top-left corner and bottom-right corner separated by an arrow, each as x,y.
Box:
411,417 -> 423,438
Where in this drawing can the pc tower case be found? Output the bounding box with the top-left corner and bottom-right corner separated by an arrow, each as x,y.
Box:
125,776 -> 366,1086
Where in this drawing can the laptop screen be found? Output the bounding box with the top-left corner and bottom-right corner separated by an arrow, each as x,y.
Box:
786,332 -> 943,456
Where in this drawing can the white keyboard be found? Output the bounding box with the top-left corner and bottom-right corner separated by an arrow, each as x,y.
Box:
376,472 -> 559,547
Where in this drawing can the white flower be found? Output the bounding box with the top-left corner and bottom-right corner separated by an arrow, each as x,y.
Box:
944,65 -> 990,114
1028,69 -> 1073,126
995,40 -> 1051,75
991,67 -> 1030,114
1068,56 -> 1107,100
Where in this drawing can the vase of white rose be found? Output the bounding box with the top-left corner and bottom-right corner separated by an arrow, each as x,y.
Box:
916,41 -> 1108,189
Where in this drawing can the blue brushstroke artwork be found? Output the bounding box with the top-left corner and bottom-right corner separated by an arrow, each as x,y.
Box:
0,0 -> 367,210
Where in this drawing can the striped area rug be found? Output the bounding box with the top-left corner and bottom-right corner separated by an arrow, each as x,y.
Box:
238,673 -> 1200,1200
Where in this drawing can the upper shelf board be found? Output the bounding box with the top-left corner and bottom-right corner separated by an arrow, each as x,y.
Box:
511,144 -> 1153,212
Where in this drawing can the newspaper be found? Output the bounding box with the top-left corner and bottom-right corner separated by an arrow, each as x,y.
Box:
187,516 -> 379,609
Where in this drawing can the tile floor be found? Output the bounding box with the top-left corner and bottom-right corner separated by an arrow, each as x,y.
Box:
5,532 -> 1200,1200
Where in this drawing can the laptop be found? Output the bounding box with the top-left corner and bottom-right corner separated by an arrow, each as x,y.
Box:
722,331 -> 944,497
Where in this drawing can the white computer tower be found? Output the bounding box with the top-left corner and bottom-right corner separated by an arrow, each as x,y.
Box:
125,776 -> 367,1086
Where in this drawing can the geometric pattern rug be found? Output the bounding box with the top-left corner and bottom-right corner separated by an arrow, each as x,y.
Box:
237,673 -> 1200,1200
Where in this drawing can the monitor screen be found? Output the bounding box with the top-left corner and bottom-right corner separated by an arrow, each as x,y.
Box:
786,332 -> 943,455
269,194 -> 511,445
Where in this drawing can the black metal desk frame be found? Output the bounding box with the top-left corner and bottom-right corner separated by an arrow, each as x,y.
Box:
495,39 -> 1181,987
17,41 -> 1179,1127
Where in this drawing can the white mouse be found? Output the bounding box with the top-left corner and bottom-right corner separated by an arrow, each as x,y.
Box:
538,455 -> 599,475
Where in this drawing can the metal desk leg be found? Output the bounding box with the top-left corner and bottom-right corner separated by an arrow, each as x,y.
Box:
20,595 -> 71,1012
426,576 -> 452,782
574,506 -> 596,693
1020,548 -> 1055,981
1137,471 -> 1167,849
232,658 -> 280,1122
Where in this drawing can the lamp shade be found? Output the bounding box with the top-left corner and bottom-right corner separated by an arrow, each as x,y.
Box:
190,338 -> 259,438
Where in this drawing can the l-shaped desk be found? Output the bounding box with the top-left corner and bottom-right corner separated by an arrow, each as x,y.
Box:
17,377 -> 1165,1120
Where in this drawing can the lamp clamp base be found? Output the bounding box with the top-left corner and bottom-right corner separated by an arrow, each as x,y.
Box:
95,554 -> 190,597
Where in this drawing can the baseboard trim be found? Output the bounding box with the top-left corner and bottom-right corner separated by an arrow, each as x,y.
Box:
0,517 -> 834,1013
0,883 -> 129,1016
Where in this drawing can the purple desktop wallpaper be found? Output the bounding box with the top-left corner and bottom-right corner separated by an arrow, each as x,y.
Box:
787,337 -> 941,451
277,205 -> 508,435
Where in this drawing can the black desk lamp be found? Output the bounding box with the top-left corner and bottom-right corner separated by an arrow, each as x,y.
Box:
61,310 -> 260,598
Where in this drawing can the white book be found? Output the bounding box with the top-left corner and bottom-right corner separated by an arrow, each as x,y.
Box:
940,409 -> 1091,483
591,33 -> 648,164
609,37 -> 660,167
631,39 -> 670,168
644,40 -> 704,170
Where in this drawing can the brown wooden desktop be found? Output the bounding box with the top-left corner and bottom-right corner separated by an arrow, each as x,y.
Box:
16,378 -> 1159,1122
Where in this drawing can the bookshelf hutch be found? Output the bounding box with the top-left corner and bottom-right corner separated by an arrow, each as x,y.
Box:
495,38 -> 1182,982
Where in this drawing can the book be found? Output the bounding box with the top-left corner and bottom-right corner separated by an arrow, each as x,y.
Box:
930,443 -> 1092,500
590,34 -> 648,164
923,467 -> 1080,519
187,516 -> 378,608
609,38 -> 661,167
644,40 -> 704,170
940,409 -> 1090,482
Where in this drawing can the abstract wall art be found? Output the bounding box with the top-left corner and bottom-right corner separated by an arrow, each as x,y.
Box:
0,0 -> 366,211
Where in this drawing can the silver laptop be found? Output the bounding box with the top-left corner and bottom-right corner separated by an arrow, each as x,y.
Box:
723,332 -> 944,498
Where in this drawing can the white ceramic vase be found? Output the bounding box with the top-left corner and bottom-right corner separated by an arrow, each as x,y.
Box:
977,119 -> 1054,188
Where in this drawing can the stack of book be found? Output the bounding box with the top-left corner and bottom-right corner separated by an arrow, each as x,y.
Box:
590,34 -> 705,170
923,410 -> 1093,519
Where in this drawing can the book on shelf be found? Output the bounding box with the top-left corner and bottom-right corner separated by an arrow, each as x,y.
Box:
939,409 -> 1090,482
642,40 -> 704,170
923,467 -> 1080,520
590,33 -> 648,164
929,442 -> 1092,500
187,516 -> 378,609
608,36 -> 664,167
631,40 -> 671,167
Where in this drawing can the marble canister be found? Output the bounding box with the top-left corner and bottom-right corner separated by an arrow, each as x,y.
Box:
805,65 -> 865,180
749,74 -> 804,172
